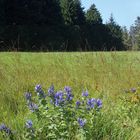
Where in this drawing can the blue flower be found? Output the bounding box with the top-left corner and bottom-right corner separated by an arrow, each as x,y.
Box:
0,124 -> 12,135
25,120 -> 33,129
76,101 -> 80,108
96,99 -> 102,108
66,92 -> 73,101
24,92 -> 32,101
28,102 -> 38,112
64,86 -> 73,101
35,84 -> 46,98
82,90 -> 88,97
64,86 -> 71,93
48,85 -> 54,96
77,118 -> 86,127
54,91 -> 64,106
87,98 -> 96,109
35,84 -> 42,92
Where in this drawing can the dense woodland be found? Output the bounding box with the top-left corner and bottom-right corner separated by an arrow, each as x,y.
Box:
0,0 -> 139,51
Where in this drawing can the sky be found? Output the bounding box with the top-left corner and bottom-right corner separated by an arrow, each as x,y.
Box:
81,0 -> 140,29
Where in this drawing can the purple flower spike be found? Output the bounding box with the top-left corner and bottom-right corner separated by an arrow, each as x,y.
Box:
35,84 -> 42,92
54,91 -> 64,106
77,118 -> 86,127
82,90 -> 88,97
76,101 -> 80,108
0,124 -> 12,135
25,92 -> 32,101
28,102 -> 38,112
64,86 -> 72,93
96,99 -> 102,108
48,85 -> 54,96
25,120 -> 33,129
87,98 -> 96,109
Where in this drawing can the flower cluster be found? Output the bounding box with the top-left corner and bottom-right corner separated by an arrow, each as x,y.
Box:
48,86 -> 73,106
25,120 -> 33,129
77,118 -> 86,127
35,84 -> 46,98
0,124 -> 12,135
23,84 -> 103,139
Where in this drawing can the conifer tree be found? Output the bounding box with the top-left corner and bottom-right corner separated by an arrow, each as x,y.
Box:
86,4 -> 102,25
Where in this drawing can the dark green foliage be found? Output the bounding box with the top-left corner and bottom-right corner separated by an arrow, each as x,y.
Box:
0,1 -> 125,51
106,15 -> 125,50
122,26 -> 132,50
60,0 -> 85,25
42,0 -> 63,25
86,4 -> 102,25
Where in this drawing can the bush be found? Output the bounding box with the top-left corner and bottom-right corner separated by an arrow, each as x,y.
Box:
0,85 -> 102,139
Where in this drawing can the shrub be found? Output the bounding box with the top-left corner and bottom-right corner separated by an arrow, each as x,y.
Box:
22,85 -> 102,139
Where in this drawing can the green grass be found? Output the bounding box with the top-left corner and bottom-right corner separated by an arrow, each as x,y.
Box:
0,52 -> 140,139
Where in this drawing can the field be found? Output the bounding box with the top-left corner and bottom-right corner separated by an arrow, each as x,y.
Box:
0,52 -> 140,139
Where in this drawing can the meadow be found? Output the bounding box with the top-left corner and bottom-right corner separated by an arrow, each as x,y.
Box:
0,52 -> 140,139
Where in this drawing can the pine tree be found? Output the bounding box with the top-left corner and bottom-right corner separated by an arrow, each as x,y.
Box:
86,4 -> 102,25
60,0 -> 85,25
0,0 -> 5,25
106,14 -> 124,50
42,0 -> 63,25
122,26 -> 132,50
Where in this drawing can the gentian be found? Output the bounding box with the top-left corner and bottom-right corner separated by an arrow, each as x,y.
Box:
82,90 -> 88,97
64,86 -> 71,93
54,91 -> 64,106
48,85 -> 54,96
64,86 -> 73,101
66,92 -> 73,101
0,124 -> 12,135
77,118 -> 86,128
25,92 -> 32,101
76,101 -> 80,108
35,84 -> 46,98
35,84 -> 42,92
28,102 -> 38,112
25,120 -> 33,129
87,98 -> 96,109
96,99 -> 102,108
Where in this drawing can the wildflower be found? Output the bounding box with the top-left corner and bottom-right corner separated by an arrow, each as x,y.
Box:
24,92 -> 32,101
87,98 -> 96,109
77,118 -> 86,127
96,99 -> 102,108
76,101 -> 80,108
48,85 -> 54,96
64,86 -> 73,101
35,84 -> 46,98
54,91 -> 64,106
0,124 -> 12,135
66,92 -> 73,101
130,88 -> 136,93
35,84 -> 42,93
28,102 -> 38,112
64,86 -> 72,93
82,90 -> 88,97
25,120 -> 33,129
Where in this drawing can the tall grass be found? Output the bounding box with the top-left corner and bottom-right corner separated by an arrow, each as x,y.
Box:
0,52 -> 140,139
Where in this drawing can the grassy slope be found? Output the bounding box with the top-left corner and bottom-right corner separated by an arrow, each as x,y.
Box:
0,52 -> 140,139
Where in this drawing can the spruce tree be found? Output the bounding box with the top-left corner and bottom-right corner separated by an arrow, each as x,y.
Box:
86,4 -> 102,25
106,14 -> 124,50
60,0 -> 85,25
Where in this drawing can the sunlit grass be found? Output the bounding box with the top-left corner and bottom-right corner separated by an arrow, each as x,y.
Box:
0,52 -> 140,139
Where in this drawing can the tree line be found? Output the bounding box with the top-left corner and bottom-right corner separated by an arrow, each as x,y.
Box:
0,0 -> 138,51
